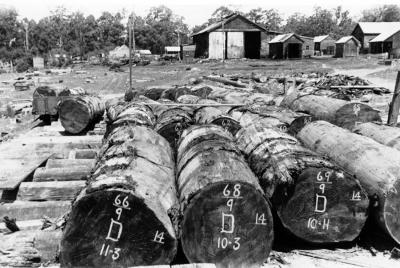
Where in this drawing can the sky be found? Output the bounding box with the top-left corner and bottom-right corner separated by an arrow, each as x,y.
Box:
0,0 -> 399,27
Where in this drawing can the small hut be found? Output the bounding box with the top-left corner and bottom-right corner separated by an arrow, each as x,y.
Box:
335,36 -> 360,58
269,33 -> 304,59
314,35 -> 335,55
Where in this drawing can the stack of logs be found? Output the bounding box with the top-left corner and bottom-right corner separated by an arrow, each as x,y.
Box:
56,74 -> 400,267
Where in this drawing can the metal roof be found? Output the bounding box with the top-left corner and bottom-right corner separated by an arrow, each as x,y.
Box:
269,33 -> 304,43
335,36 -> 360,45
370,28 -> 400,42
356,22 -> 400,34
314,35 -> 329,43
191,13 -> 280,36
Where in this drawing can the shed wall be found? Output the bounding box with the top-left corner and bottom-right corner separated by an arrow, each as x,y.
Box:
208,32 -> 225,59
227,32 -> 244,58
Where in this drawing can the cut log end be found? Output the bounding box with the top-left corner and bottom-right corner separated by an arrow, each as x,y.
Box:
384,180 -> 400,244
274,167 -> 369,243
335,103 -> 382,131
61,189 -> 177,267
181,181 -> 273,267
287,115 -> 314,135
59,99 -> 91,134
210,116 -> 242,136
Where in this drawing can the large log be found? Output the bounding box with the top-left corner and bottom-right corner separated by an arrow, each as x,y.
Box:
354,122 -> 400,151
194,106 -> 241,135
61,103 -> 178,267
177,125 -> 273,267
281,93 -> 381,130
59,95 -> 105,134
297,120 -> 400,244
236,125 -> 369,243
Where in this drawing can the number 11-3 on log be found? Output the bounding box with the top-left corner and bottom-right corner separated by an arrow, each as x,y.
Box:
99,244 -> 121,261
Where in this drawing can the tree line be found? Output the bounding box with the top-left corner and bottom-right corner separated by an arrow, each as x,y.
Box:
0,4 -> 399,66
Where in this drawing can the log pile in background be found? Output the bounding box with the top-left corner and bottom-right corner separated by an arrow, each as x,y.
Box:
61,103 -> 178,267
59,95 -> 105,134
177,125 -> 274,267
298,120 -> 400,244
281,92 -> 382,131
235,125 -> 369,243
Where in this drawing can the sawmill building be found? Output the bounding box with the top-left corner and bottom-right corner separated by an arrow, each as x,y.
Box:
191,13 -> 280,59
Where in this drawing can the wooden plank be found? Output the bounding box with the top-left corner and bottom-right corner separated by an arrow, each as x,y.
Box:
0,201 -> 70,221
0,155 -> 51,190
387,71 -> 400,125
45,159 -> 95,169
33,166 -> 92,182
17,180 -> 85,201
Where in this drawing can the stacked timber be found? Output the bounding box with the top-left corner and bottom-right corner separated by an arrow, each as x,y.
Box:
177,125 -> 274,268
61,103 -> 178,267
59,96 -> 105,134
235,125 -> 369,243
297,120 -> 400,244
354,122 -> 400,151
280,92 -> 381,130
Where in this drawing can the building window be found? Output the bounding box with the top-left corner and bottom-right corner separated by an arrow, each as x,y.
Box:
306,45 -> 310,50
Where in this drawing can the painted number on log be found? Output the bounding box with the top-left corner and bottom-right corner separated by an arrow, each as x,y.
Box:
307,171 -> 332,231
255,213 -> 267,225
153,230 -> 165,244
99,194 -> 131,261
218,184 -> 241,251
351,191 -> 362,201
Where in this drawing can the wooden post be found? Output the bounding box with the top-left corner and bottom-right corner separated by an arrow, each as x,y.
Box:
387,71 -> 400,126
125,13 -> 135,102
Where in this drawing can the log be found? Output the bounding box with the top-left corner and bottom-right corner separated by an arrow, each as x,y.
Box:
194,106 -> 241,135
46,159 -> 95,169
155,107 -> 193,147
33,166 -> 92,182
177,125 -> 273,267
59,95 -> 105,134
281,93 -> 382,130
297,120 -> 400,244
17,180 -> 86,201
203,76 -> 247,88
61,103 -> 178,267
236,125 -> 369,243
230,105 -> 313,134
0,230 -> 62,267
354,122 -> 400,151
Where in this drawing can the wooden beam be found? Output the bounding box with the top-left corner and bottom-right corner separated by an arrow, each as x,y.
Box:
0,201 -> 70,221
0,155 -> 51,190
387,71 -> 400,126
17,180 -> 86,201
33,166 -> 92,182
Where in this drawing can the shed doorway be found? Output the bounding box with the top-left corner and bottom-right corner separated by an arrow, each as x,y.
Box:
287,43 -> 302,58
244,32 -> 261,59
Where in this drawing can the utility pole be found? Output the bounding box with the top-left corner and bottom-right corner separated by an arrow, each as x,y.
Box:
23,21 -> 29,51
125,13 -> 135,101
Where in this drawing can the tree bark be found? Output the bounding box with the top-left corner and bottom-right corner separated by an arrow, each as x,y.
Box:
298,120 -> 400,244
354,122 -> 400,151
60,103 -> 178,267
59,96 -> 105,134
281,93 -> 381,130
236,125 -> 369,243
177,125 -> 274,268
